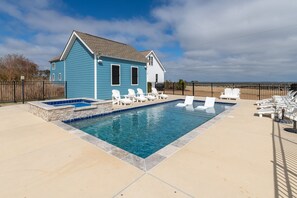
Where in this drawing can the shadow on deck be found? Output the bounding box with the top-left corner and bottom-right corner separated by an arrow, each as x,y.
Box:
272,120 -> 297,197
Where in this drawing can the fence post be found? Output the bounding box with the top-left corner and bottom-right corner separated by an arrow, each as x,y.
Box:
173,82 -> 175,95
13,81 -> 16,103
182,83 -> 184,95
65,81 -> 67,99
258,84 -> 261,100
42,81 -> 45,100
192,82 -> 195,96
211,83 -> 213,97
22,80 -> 25,104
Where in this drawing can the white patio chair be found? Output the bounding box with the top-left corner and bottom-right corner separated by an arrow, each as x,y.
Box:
196,97 -> 216,110
137,88 -> 156,101
151,87 -> 168,99
176,96 -> 194,107
112,90 -> 132,105
128,89 -> 147,102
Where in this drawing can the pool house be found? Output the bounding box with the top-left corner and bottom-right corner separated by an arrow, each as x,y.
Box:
49,30 -> 147,100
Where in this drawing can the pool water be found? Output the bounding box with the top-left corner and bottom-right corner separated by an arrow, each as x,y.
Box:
67,100 -> 233,158
53,102 -> 91,108
44,99 -> 93,108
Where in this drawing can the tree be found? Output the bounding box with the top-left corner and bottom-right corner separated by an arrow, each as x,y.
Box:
0,54 -> 39,81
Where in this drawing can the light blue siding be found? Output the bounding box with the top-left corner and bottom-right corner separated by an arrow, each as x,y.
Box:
50,61 -> 64,81
97,57 -> 147,99
66,39 -> 94,98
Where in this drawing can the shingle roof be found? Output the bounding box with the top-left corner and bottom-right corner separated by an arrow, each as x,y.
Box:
74,31 -> 147,63
49,56 -> 61,63
140,50 -> 152,57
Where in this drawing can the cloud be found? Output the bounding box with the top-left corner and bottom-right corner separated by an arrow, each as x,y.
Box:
0,0 -> 297,81
154,0 -> 297,81
0,0 -> 173,69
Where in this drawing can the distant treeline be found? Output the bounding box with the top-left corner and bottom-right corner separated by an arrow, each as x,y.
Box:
0,54 -> 49,81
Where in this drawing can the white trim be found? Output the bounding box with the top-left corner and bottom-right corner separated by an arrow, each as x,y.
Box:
60,31 -> 94,60
64,60 -> 66,81
145,50 -> 166,72
51,62 -> 56,70
52,73 -> 55,81
94,54 -> 97,99
131,66 -> 139,86
58,73 -> 62,81
111,64 -> 121,86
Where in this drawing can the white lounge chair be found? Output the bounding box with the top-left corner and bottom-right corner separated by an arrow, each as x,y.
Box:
112,90 -> 132,105
284,107 -> 297,132
256,107 -> 276,118
137,88 -> 156,101
176,96 -> 194,107
151,88 -> 168,99
196,97 -> 216,110
206,107 -> 216,114
185,105 -> 195,111
128,89 -> 147,102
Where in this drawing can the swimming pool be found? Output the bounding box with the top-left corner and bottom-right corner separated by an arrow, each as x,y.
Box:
67,100 -> 233,158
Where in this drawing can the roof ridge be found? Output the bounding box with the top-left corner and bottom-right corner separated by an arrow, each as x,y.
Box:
74,30 -> 128,46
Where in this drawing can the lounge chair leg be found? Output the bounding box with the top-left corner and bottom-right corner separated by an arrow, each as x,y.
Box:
284,120 -> 297,133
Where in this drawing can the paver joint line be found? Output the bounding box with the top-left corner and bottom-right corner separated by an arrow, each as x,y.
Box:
112,173 -> 146,198
147,173 -> 195,198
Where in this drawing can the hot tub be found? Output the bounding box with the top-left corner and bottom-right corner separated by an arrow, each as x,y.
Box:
28,98 -> 112,121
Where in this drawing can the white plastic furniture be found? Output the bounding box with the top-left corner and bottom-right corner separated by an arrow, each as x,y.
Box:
151,88 -> 168,99
128,89 -> 147,102
196,97 -> 216,110
220,88 -> 240,100
176,96 -> 194,107
112,90 -> 132,105
137,88 -> 156,101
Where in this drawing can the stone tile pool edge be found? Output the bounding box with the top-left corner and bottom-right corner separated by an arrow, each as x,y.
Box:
52,100 -> 238,172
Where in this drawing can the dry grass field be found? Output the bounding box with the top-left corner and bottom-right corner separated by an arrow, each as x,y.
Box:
164,84 -> 289,100
0,81 -> 65,103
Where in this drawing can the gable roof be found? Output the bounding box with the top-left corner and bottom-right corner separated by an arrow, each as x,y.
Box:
140,50 -> 151,57
58,30 -> 147,63
49,56 -> 61,63
140,50 -> 166,72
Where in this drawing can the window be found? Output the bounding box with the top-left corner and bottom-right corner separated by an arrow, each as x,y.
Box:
52,73 -> 55,81
131,67 -> 138,85
58,73 -> 62,81
155,74 -> 158,83
111,65 -> 120,85
51,63 -> 56,70
149,56 -> 153,66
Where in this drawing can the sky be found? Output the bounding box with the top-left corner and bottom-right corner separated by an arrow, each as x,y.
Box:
0,0 -> 297,82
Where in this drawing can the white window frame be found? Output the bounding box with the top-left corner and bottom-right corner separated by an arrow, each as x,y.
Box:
111,64 -> 121,86
149,55 -> 153,66
58,73 -> 62,81
131,66 -> 139,86
51,63 -> 56,70
52,73 -> 55,81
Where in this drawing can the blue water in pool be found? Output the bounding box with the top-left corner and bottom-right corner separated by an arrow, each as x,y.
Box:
44,99 -> 93,108
67,100 -> 233,158
53,102 -> 91,108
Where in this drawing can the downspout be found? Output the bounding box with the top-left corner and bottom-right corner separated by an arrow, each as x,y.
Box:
94,54 -> 97,99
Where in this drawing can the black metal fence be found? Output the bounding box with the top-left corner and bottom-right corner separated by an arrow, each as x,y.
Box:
0,81 -> 67,103
162,82 -> 295,100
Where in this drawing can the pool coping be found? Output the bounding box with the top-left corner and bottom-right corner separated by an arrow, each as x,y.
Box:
52,99 -> 238,172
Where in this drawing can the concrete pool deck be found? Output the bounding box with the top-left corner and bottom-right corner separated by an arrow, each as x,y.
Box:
0,96 -> 296,197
